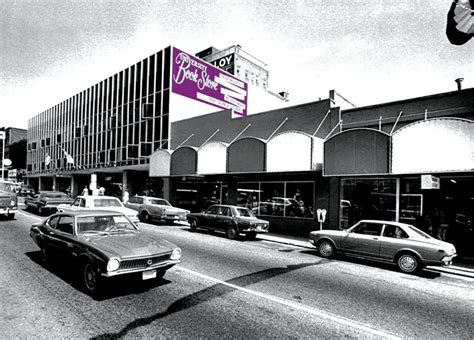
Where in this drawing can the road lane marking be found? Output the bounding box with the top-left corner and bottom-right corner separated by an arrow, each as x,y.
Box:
18,211 -> 42,222
176,266 -> 401,339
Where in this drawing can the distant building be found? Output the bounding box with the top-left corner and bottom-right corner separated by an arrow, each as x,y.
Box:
0,127 -> 27,182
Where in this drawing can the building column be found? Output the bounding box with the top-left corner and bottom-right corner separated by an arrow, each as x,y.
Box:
123,171 -> 131,196
71,175 -> 78,197
53,176 -> 58,191
162,177 -> 171,201
38,177 -> 43,191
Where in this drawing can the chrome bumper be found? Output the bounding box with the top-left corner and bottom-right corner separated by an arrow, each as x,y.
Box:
101,259 -> 181,277
0,207 -> 17,214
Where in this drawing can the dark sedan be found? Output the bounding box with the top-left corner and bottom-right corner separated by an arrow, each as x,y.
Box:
30,210 -> 182,296
187,204 -> 270,240
25,191 -> 73,215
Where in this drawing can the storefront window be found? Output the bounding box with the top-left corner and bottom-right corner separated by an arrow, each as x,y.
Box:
340,179 -> 396,229
237,181 -> 314,219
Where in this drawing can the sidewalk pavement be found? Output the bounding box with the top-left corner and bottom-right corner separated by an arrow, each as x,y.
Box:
257,232 -> 474,279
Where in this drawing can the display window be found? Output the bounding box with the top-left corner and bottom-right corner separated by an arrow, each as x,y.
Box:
340,179 -> 397,229
237,181 -> 315,219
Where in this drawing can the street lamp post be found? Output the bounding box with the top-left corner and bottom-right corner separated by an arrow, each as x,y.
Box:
0,131 -> 5,181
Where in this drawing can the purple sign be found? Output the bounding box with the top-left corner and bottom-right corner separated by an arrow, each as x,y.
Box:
171,47 -> 248,116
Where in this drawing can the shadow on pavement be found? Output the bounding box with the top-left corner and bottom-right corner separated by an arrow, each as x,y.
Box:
92,261 -> 322,339
25,251 -> 172,300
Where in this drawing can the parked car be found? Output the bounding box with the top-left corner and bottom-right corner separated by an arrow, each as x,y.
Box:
0,180 -> 18,219
19,184 -> 35,197
29,210 -> 182,296
25,191 -> 73,215
187,204 -> 270,240
57,195 -> 139,223
309,220 -> 457,273
125,196 -> 190,224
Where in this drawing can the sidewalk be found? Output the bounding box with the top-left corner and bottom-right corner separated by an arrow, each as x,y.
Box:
257,232 -> 474,279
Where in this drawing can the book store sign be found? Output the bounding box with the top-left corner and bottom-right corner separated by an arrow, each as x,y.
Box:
171,47 -> 248,116
421,175 -> 440,190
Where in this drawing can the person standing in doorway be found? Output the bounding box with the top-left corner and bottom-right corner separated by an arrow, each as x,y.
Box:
82,186 -> 89,196
122,190 -> 129,204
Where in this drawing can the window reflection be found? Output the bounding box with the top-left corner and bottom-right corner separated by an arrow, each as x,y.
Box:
237,181 -> 314,219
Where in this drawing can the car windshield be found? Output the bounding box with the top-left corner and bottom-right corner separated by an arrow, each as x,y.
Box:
93,198 -> 123,207
77,215 -> 137,234
149,199 -> 171,206
406,224 -> 433,239
0,181 -> 15,193
236,207 -> 256,218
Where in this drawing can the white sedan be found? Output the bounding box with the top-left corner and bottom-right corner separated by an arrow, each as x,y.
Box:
57,195 -> 139,223
125,196 -> 189,224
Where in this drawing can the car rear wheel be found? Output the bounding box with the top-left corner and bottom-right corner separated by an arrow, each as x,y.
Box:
83,262 -> 101,295
397,253 -> 420,273
140,211 -> 150,223
226,226 -> 239,240
318,240 -> 335,258
189,219 -> 198,232
7,213 -> 15,220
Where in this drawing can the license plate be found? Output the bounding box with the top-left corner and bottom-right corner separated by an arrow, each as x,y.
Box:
142,269 -> 157,280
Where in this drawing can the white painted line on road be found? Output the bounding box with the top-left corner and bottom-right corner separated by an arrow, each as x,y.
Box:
176,266 -> 401,339
18,212 -> 42,222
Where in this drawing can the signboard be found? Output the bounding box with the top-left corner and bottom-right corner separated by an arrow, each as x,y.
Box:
317,209 -> 327,223
171,47 -> 247,116
210,53 -> 235,74
0,131 -> 5,140
421,175 -> 440,190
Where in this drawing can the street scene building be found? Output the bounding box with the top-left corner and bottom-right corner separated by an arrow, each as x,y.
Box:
25,45 -> 474,257
0,127 -> 27,182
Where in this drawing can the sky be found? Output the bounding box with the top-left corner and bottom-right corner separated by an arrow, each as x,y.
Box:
1,0 -> 473,129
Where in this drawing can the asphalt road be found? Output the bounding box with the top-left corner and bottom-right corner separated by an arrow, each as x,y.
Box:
1,208 -> 473,339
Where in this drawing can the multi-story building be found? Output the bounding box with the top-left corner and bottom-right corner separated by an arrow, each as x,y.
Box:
26,45 -> 473,257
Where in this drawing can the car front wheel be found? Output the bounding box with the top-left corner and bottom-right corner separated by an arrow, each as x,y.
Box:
397,253 -> 420,273
139,211 -> 150,223
83,262 -> 101,295
226,226 -> 239,240
189,219 -> 198,231
318,240 -> 335,258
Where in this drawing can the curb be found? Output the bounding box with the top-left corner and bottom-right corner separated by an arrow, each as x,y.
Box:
258,234 -> 474,279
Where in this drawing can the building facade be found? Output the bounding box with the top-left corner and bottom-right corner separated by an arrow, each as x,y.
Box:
26,45 -> 473,257
0,127 -> 27,181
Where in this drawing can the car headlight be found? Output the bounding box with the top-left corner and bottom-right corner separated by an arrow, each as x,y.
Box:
107,258 -> 120,272
10,200 -> 15,206
170,248 -> 181,260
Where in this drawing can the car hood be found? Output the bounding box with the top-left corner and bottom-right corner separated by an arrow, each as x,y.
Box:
80,232 -> 177,258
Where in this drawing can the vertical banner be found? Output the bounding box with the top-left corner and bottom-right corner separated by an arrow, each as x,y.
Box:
171,47 -> 248,116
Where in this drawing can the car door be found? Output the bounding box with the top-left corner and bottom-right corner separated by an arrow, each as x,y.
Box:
40,215 -> 61,250
378,224 -> 410,260
341,222 -> 383,257
214,206 -> 233,231
201,206 -> 219,228
52,215 -> 76,255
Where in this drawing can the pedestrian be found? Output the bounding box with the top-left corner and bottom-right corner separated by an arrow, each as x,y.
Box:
82,186 -> 89,196
122,190 -> 129,204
